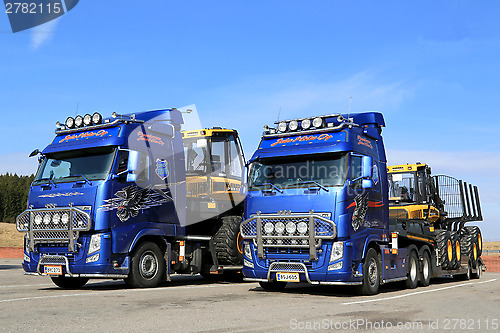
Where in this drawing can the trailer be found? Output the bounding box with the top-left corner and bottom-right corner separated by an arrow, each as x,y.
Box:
240,113 -> 484,294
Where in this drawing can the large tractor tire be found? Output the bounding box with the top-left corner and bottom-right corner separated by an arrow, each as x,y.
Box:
436,230 -> 451,270
449,231 -> 460,270
51,276 -> 89,289
214,216 -> 243,266
125,241 -> 165,288
458,229 -> 473,259
465,226 -> 482,257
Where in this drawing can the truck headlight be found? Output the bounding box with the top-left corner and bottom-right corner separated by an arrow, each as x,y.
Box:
275,222 -> 285,234
286,222 -> 296,234
244,243 -> 252,259
297,222 -> 308,234
88,234 -> 102,254
61,213 -> 69,225
330,241 -> 343,262
86,253 -> 99,263
264,222 -> 274,234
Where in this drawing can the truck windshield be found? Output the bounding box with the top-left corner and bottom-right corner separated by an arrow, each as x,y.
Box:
248,153 -> 348,191
33,147 -> 116,185
388,172 -> 416,202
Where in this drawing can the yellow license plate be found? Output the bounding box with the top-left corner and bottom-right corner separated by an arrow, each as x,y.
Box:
44,265 -> 62,275
276,272 -> 300,282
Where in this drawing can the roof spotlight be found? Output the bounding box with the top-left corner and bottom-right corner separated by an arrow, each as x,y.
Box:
277,122 -> 287,132
65,117 -> 75,129
92,112 -> 102,125
301,118 -> 311,130
74,115 -> 84,127
313,117 -> 323,128
83,114 -> 92,126
289,120 -> 299,131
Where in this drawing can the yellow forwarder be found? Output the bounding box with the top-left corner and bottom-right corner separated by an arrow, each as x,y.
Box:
182,128 -> 246,273
388,163 -> 483,278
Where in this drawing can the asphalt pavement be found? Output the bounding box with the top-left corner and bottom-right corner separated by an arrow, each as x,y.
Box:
1,259 -> 499,333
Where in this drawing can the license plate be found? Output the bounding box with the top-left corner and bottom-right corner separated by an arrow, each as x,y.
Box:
44,265 -> 62,275
276,272 -> 300,282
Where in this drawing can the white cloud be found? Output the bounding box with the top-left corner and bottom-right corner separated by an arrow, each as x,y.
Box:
30,18 -> 59,49
0,152 -> 38,176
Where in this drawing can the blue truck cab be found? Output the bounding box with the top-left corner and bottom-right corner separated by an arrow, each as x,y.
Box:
240,113 -> 408,294
17,109 -> 245,289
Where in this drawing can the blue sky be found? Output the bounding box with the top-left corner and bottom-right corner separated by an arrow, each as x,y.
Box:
1,1 -> 499,239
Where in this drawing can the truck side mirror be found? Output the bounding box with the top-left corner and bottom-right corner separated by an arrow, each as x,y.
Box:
114,150 -> 140,182
361,156 -> 373,189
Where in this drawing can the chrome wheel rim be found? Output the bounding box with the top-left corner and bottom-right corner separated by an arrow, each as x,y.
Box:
139,251 -> 158,280
410,257 -> 417,281
423,256 -> 429,281
368,258 -> 378,286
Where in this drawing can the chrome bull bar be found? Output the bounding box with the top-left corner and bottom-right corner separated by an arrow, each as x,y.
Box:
240,210 -> 337,261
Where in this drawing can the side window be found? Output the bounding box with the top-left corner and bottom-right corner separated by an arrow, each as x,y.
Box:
211,140 -> 227,175
229,136 -> 243,179
350,155 -> 363,190
116,150 -> 129,174
136,153 -> 149,184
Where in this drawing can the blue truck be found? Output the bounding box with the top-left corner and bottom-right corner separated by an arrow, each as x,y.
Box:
17,109 -> 246,288
240,112 -> 484,294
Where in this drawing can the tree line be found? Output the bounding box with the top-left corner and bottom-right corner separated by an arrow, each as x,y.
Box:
0,173 -> 35,223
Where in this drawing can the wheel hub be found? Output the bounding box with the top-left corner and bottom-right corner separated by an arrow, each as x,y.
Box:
139,252 -> 158,280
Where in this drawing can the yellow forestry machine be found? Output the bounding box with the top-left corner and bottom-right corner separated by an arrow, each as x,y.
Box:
182,128 -> 246,274
388,163 -> 484,279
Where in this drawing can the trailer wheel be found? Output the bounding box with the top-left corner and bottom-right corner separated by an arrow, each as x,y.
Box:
50,276 -> 89,289
259,281 -> 287,292
419,251 -> 431,287
472,263 -> 481,279
405,250 -> 419,289
357,248 -> 380,295
214,216 -> 243,265
436,230 -> 451,270
465,226 -> 482,257
125,241 -> 165,288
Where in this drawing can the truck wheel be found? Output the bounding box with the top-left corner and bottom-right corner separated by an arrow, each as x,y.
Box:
214,216 -> 243,265
125,241 -> 165,288
357,248 -> 380,295
50,276 -> 89,289
465,226 -> 482,257
419,251 -> 431,287
405,250 -> 419,289
436,230 -> 451,270
259,281 -> 287,292
472,263 -> 482,279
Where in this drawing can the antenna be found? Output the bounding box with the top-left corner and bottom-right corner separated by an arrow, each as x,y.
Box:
276,107 -> 282,122
348,97 -> 352,120
75,102 -> 79,116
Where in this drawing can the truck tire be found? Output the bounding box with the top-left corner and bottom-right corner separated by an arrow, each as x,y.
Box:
436,230 -> 451,270
419,251 -> 431,287
50,276 -> 89,289
405,250 -> 419,289
465,226 -> 482,257
449,231 -> 460,270
214,216 -> 243,265
259,281 -> 287,292
356,248 -> 380,295
125,241 -> 165,288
